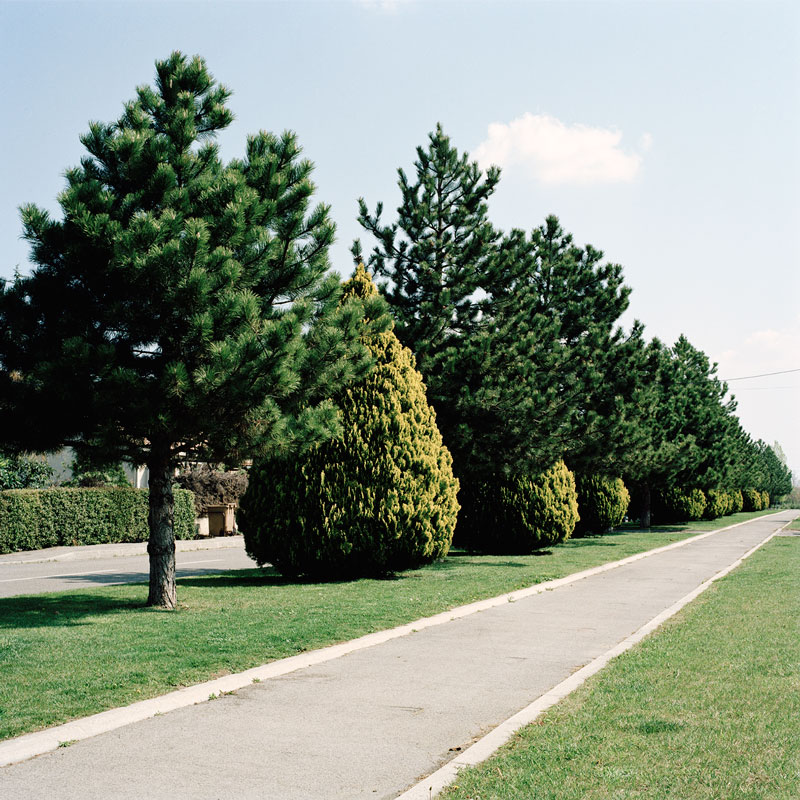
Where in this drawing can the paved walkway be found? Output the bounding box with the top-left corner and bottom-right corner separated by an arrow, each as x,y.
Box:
1,511 -> 795,799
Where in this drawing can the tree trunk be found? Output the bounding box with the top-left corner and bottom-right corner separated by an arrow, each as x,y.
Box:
639,484 -> 651,529
147,450 -> 176,609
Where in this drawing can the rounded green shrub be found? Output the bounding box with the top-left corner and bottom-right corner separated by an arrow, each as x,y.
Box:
742,488 -> 763,511
730,489 -> 744,514
702,489 -> 728,520
457,460 -> 579,553
573,474 -> 630,536
657,487 -> 707,522
761,490 -> 770,509
239,266 -> 459,578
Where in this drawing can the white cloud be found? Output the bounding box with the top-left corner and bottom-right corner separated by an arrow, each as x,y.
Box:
472,113 -> 650,185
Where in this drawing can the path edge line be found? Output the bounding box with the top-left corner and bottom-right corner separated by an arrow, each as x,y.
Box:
0,511 -> 787,768
395,522 -> 788,799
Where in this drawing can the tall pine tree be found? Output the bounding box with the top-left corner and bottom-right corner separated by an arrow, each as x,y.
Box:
0,53 -> 378,607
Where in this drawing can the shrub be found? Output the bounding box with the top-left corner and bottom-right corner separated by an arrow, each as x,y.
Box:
174,465 -> 249,517
730,489 -> 744,514
457,460 -> 579,553
742,488 -> 763,511
761,490 -> 770,509
657,487 -> 707,522
239,266 -> 459,578
718,491 -> 735,516
0,453 -> 53,490
573,474 -> 630,536
0,488 -> 195,554
65,451 -> 130,488
703,489 -> 728,520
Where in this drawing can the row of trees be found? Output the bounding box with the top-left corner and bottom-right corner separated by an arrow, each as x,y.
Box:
0,54 -> 792,606
353,124 -> 792,529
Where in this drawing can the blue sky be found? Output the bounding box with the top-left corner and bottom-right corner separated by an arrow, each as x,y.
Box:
1,0 -> 798,476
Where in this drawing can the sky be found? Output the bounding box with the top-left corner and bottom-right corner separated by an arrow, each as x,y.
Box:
1,0 -> 798,478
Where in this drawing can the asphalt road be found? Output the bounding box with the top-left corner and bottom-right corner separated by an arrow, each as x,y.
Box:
0,545 -> 256,597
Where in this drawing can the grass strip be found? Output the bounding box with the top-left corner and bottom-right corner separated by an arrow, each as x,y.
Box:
0,511 -> 776,741
440,535 -> 800,800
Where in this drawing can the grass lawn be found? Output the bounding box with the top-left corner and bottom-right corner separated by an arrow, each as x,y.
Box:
786,514 -> 800,531
439,535 -> 800,800
0,510 -> 782,742
618,507 -> 777,534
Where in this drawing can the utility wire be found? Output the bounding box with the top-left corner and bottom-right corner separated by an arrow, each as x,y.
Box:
722,367 -> 800,381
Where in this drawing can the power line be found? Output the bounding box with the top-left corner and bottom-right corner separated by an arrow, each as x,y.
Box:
722,367 -> 800,381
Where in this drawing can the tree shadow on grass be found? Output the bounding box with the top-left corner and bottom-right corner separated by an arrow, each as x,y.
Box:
0,592 -> 146,629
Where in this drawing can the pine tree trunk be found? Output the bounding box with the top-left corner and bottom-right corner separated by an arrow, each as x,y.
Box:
146,450 -> 176,609
639,484 -> 652,529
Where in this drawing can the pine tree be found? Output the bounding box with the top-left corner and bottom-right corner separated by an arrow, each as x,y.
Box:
239,265 -> 459,578
356,123 -> 500,369
0,53 -> 378,607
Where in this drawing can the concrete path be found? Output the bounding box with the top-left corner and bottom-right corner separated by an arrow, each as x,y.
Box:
1,511 -> 795,799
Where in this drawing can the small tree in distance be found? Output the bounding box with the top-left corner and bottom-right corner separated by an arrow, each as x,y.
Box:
0,53 -> 379,608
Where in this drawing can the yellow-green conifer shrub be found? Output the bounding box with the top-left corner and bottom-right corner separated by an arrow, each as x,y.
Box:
239,266 -> 459,578
702,488 -> 728,520
730,489 -> 744,513
573,474 -> 630,536
742,488 -> 763,511
657,487 -> 707,521
761,490 -> 770,509
458,460 -> 578,553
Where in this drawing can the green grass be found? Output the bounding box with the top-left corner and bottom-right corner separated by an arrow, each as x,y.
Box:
619,507 -> 777,534
440,535 -> 800,800
0,512 -> 781,742
0,525 -> 724,742
786,515 -> 800,531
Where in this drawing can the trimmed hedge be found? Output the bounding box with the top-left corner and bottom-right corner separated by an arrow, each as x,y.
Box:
457,460 -> 579,553
573,474 -> 630,536
657,487 -> 707,522
0,488 -> 195,554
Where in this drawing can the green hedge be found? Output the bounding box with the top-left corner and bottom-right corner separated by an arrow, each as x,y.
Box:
573,475 -> 630,536
0,488 -> 195,554
457,460 -> 579,553
730,489 -> 744,514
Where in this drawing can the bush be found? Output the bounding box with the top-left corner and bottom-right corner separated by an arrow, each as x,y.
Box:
239,266 -> 459,578
0,488 -> 195,554
174,465 -> 249,517
573,474 -> 630,536
0,453 -> 53,490
761,490 -> 770,509
742,488 -> 763,511
730,489 -> 744,514
657,487 -> 707,522
457,460 -> 579,553
703,489 -> 728,520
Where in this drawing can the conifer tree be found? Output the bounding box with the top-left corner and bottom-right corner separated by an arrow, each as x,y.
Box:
0,53 -> 377,607
239,266 -> 459,578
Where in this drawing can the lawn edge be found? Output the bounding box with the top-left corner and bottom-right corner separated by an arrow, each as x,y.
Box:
397,515 -> 794,799
0,510 -> 788,769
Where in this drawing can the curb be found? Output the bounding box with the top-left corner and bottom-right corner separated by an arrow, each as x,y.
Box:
0,511 -> 789,769
396,519 -> 790,799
